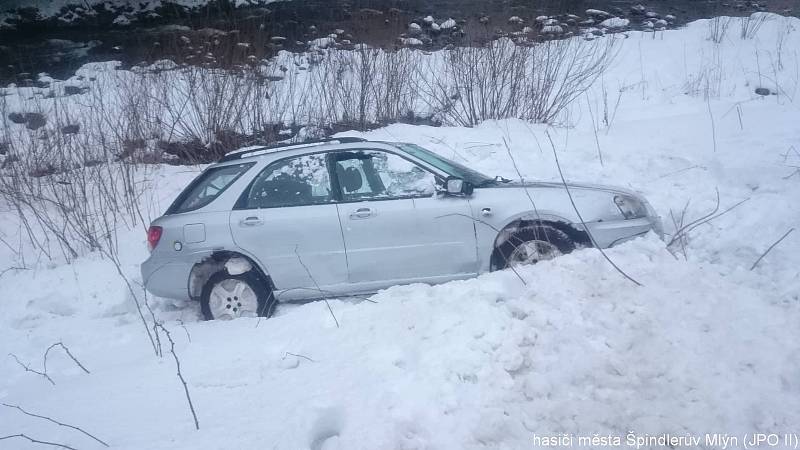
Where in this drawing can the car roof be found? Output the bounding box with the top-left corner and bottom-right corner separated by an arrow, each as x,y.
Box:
217,137 -> 374,163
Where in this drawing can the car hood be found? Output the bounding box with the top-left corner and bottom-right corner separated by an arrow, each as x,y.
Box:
484,180 -> 643,198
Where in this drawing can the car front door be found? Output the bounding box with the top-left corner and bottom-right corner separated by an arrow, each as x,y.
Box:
331,149 -> 478,288
229,153 -> 348,299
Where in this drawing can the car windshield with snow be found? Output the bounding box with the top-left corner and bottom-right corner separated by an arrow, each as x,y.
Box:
141,138 -> 662,321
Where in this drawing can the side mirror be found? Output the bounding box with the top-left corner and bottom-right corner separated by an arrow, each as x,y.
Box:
444,177 -> 473,196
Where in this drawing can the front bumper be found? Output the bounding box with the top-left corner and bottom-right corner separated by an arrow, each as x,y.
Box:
584,215 -> 664,248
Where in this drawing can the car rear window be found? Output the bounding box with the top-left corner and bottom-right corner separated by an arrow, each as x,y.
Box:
168,163 -> 254,214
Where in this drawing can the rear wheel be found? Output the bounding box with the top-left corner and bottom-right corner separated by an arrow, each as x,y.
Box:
497,225 -> 576,268
200,270 -> 275,321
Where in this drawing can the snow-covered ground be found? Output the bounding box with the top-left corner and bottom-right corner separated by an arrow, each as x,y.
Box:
1,15 -> 799,450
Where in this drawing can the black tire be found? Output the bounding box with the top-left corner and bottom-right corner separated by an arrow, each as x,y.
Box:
496,224 -> 576,269
200,270 -> 276,321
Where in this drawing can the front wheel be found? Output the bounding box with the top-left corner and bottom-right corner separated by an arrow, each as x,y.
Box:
200,270 -> 275,321
497,225 -> 576,269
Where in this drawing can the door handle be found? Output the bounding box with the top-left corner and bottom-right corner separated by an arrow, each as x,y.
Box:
349,207 -> 373,219
239,216 -> 264,227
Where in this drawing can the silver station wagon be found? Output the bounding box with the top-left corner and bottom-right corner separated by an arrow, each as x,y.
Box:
141,138 -> 662,320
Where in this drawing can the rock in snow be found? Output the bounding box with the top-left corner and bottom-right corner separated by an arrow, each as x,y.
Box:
586,9 -> 612,18
601,17 -> 630,29
440,18 -> 457,29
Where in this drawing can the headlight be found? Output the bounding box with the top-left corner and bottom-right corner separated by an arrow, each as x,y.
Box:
613,194 -> 648,219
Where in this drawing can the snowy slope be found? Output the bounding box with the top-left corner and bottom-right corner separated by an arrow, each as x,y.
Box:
1,15 -> 799,450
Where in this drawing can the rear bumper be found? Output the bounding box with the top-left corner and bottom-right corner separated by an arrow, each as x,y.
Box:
585,215 -> 664,248
140,255 -> 194,301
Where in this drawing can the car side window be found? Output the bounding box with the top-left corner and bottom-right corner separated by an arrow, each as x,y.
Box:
170,163 -> 254,214
334,150 -> 436,201
243,154 -> 333,208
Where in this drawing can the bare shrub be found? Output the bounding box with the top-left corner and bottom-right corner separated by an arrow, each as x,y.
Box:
158,65 -> 258,157
520,37 -> 618,124
0,84 -> 153,263
708,16 -> 732,43
683,44 -> 724,100
418,40 -> 528,126
739,13 -> 771,40
373,48 -> 418,124
418,37 -> 618,126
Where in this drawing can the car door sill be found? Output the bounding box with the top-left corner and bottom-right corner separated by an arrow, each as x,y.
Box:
274,273 -> 479,302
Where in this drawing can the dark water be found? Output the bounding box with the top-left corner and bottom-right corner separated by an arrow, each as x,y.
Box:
0,0 -> 796,84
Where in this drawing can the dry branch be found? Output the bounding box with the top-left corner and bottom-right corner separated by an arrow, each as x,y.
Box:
8,353 -> 55,385
283,352 -> 315,362
545,130 -> 642,287
294,245 -> 339,328
585,95 -> 604,166
750,228 -> 795,271
155,323 -> 200,430
44,342 -> 90,375
0,433 -> 77,450
667,190 -> 750,247
2,403 -> 109,447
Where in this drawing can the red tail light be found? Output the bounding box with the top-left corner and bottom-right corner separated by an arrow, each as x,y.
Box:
147,225 -> 163,251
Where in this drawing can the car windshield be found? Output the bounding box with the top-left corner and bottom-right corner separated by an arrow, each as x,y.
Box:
393,143 -> 495,186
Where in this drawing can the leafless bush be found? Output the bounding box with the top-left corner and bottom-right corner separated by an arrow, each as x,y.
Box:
667,189 -> 750,252
417,40 -> 528,126
600,80 -> 624,132
684,46 -> 724,100
156,65 -> 258,155
521,37 -> 619,124
418,37 -> 618,126
774,17 -> 795,73
0,139 -> 150,262
708,16 -> 732,43
739,14 -> 771,40
373,48 -> 418,123
0,86 -> 155,263
668,199 -> 692,260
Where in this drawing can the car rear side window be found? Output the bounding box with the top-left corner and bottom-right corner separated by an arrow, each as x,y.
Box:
169,163 -> 254,214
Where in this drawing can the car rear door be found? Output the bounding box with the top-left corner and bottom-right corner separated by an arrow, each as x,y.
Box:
331,149 -> 478,287
228,153 -> 348,298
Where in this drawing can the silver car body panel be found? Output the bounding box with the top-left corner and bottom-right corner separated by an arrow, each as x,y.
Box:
141,140 -> 663,302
